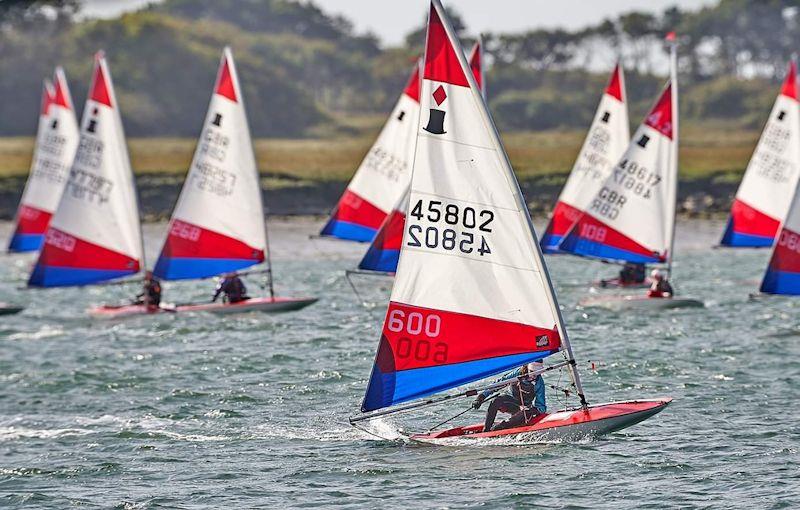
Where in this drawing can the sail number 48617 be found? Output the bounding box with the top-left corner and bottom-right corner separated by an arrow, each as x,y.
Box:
407,199 -> 493,256
387,309 -> 448,363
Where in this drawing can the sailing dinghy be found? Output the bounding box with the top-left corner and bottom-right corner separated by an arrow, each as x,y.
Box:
319,61 -> 422,242
29,53 -> 145,288
349,1 -> 671,443
89,48 -> 316,318
538,63 -> 641,288
540,64 -> 630,254
349,42 -> 485,278
8,68 -> 79,252
560,36 -> 702,310
720,60 -> 799,248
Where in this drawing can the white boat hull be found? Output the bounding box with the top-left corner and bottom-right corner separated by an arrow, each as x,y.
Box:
579,295 -> 704,311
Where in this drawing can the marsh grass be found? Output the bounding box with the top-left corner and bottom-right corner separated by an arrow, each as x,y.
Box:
0,123 -> 760,183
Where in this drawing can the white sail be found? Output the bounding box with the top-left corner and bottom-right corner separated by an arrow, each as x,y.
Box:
362,0 -> 583,412
9,69 -> 80,252
721,60 -> 800,247
540,64 -> 629,252
30,53 -> 143,286
153,47 -> 266,280
560,78 -> 677,264
320,61 -> 422,241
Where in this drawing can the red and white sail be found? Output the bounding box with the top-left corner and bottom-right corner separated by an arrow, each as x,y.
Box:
320,61 -> 422,242
560,76 -> 678,264
29,53 -> 143,287
362,1 -> 568,412
721,61 -> 800,247
468,38 -> 485,100
540,64 -> 629,253
153,48 -> 266,280
8,69 -> 79,252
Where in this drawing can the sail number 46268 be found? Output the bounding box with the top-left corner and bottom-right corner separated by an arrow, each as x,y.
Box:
387,309 -> 448,363
407,199 -> 493,256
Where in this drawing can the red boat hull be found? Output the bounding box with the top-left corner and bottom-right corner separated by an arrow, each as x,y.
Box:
410,399 -> 671,443
88,296 -> 317,318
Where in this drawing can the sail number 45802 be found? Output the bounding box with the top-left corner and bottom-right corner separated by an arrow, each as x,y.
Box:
387,309 -> 448,363
407,199 -> 493,256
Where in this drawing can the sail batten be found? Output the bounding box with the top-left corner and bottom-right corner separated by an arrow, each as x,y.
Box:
153,48 -> 266,280
29,54 -> 143,287
361,1 -> 577,414
721,60 -> 800,247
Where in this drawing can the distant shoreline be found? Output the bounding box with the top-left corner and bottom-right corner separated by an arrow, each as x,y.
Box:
0,173 -> 736,222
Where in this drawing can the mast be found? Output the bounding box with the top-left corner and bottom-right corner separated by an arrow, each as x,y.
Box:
432,0 -> 587,407
666,33 -> 679,277
263,206 -> 276,299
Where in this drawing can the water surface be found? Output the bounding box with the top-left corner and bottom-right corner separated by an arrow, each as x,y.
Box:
0,219 -> 798,508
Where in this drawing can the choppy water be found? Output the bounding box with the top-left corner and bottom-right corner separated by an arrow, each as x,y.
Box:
0,218 -> 798,509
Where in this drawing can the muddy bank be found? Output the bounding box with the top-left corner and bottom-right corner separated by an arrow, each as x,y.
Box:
0,173 -> 738,221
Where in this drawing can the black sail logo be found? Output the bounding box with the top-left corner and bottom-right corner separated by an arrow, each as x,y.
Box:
424,84 -> 448,135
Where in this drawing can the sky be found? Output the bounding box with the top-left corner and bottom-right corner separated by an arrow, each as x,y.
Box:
81,0 -> 717,45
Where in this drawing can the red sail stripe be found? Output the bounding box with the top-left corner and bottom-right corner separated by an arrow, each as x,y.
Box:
469,41 -> 482,92
215,56 -> 238,103
161,219 -> 263,260
376,210 -> 406,251
423,2 -> 469,87
14,205 -> 52,234
402,62 -> 421,103
644,84 -> 673,140
333,189 -> 387,230
376,301 -> 561,373
605,63 -> 624,102
39,228 -> 139,271
781,60 -> 797,100
730,199 -> 780,237
569,213 -> 664,260
769,227 -> 800,272
52,72 -> 71,110
547,201 -> 583,237
40,81 -> 55,117
90,56 -> 112,108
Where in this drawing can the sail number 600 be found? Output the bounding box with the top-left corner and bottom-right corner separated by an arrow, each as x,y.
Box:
387,310 -> 448,363
387,310 -> 441,336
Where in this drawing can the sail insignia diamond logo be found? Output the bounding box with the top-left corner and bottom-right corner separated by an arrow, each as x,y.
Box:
432,85 -> 447,105
424,84 -> 448,135
536,335 -> 549,347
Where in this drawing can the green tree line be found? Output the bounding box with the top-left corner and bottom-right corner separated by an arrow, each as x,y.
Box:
0,0 -> 796,137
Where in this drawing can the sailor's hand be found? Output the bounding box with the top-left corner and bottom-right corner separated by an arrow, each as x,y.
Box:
472,394 -> 486,409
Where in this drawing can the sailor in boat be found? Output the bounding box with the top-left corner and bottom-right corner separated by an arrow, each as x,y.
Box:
134,271 -> 162,309
647,269 -> 673,298
472,361 -> 547,432
212,272 -> 250,304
